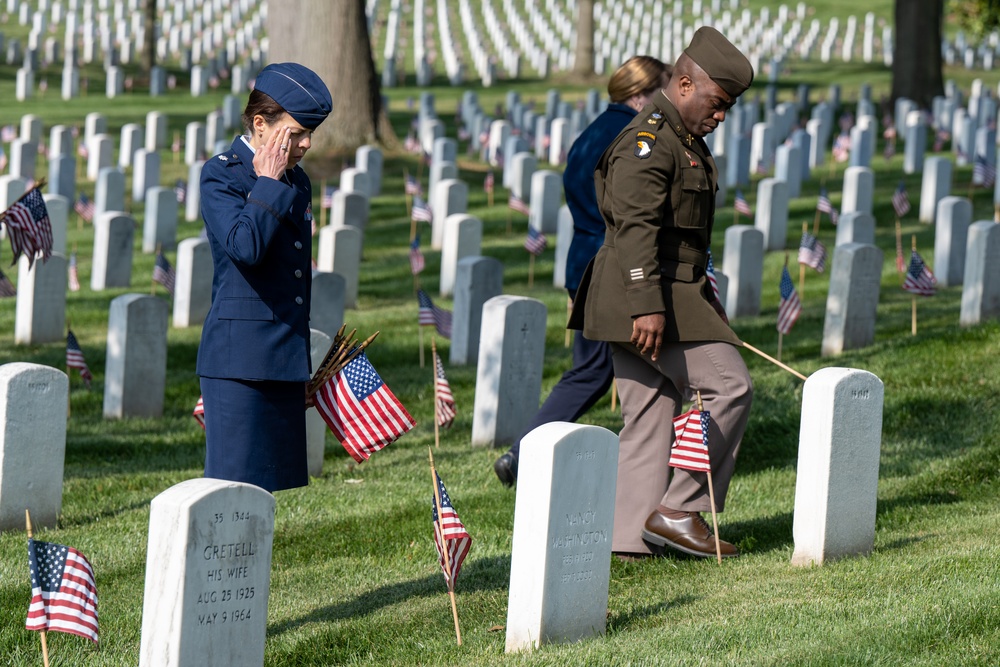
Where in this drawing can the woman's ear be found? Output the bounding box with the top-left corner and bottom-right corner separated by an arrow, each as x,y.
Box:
253,115 -> 266,137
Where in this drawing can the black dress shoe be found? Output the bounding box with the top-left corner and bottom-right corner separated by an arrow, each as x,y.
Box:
641,510 -> 739,558
493,452 -> 517,487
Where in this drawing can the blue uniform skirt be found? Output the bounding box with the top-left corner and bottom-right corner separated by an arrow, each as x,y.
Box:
200,377 -> 308,492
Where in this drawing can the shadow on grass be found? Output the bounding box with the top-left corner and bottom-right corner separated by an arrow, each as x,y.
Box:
267,555 -> 510,637
606,594 -> 698,633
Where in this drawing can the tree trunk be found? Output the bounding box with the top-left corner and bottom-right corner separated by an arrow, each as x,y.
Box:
142,0 -> 156,73
891,0 -> 944,108
573,0 -> 595,76
267,0 -> 384,153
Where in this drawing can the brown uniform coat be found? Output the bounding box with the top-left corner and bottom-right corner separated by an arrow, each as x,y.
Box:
570,90 -> 740,346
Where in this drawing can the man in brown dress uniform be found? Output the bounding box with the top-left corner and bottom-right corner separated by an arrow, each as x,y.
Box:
570,27 -> 755,558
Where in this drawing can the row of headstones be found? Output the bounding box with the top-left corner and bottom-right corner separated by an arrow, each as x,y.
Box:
0,361 -> 889,660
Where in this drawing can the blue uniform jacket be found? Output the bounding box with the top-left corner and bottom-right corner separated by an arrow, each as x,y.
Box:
196,137 -> 314,381
562,103 -> 639,293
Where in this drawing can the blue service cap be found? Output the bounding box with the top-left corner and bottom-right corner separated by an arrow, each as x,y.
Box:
253,63 -> 332,131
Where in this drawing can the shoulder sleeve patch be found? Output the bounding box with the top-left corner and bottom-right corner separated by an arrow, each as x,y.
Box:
634,131 -> 656,159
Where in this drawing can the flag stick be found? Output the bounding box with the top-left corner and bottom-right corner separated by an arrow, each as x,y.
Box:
428,449 -> 462,646
994,203 -> 999,223
695,392 -> 723,565
418,325 -> 425,368
798,222 -> 807,296
777,331 -> 783,363
610,378 -> 618,412
432,338 -> 440,449
527,254 -> 535,289
740,341 -> 808,381
895,219 -> 904,272
26,510 -> 51,667
812,208 -> 821,237
564,297 -> 572,348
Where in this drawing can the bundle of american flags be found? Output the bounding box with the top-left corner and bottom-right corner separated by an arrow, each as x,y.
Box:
1,186 -> 53,269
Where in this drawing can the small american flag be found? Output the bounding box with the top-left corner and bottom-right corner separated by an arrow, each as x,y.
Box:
417,289 -> 452,338
832,132 -> 850,163
411,196 -> 433,223
777,265 -> 802,335
973,155 -> 996,187
404,175 -> 422,197
314,352 -> 416,463
0,267 -> 15,297
322,185 -> 337,209
434,352 -> 456,428
66,330 -> 93,388
193,396 -> 205,429
816,187 -> 839,224
933,128 -> 950,152
902,250 -> 936,296
409,236 -> 425,275
2,187 -> 53,268
892,181 -> 911,218
153,251 -> 176,295
68,252 -> 81,291
432,472 -> 472,587
706,250 -> 721,301
483,170 -> 495,194
174,179 -> 187,204
669,408 -> 712,472
734,189 -> 752,217
26,538 -> 99,644
508,193 -> 530,216
74,193 -> 94,223
798,231 -> 827,273
1,124 -> 17,142
524,226 -> 547,255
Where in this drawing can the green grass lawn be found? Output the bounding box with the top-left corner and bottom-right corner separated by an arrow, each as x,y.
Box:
1,4 -> 1000,666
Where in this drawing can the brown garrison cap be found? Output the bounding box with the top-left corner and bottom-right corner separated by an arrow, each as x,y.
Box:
684,26 -> 754,97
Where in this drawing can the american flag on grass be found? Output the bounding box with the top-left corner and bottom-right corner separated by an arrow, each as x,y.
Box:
832,132 -> 850,162
432,472 -> 472,587
66,330 -> 93,389
193,396 -> 205,429
706,251 -> 721,301
153,251 -> 176,295
2,187 -> 52,268
322,185 -> 337,209
777,265 -> 802,335
411,196 -> 433,223
508,193 -> 530,216
314,352 -> 416,463
74,193 -> 94,223
734,189 -> 752,217
524,226 -> 547,255
1,124 -> 17,142
798,231 -> 827,273
0,267 -> 15,297
174,179 -> 187,204
892,181 -> 911,218
816,187 -> 839,224
669,408 -> 712,472
483,170 -> 495,194
409,236 -> 425,275
974,155 -> 996,187
77,141 -> 89,159
26,538 -> 99,644
434,352 -> 456,428
417,289 -> 452,338
69,252 -> 80,292
404,175 -> 423,197
902,250 -> 937,296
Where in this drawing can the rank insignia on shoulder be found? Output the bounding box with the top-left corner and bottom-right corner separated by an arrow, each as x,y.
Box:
651,112 -> 663,119
218,155 -> 228,161
634,131 -> 656,159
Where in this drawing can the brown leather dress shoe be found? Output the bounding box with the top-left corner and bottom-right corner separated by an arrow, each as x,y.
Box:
641,510 -> 739,558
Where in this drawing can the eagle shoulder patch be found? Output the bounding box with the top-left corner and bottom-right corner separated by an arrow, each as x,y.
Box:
634,131 -> 656,159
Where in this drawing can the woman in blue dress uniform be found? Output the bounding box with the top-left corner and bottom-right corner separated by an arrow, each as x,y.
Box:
197,63 -> 332,492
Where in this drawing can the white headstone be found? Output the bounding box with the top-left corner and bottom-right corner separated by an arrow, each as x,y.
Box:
841,166 -> 874,216
553,205 -> 574,289
439,214 -> 482,298
753,178 -> 789,251
91,212 -> 135,290
722,225 -> 764,317
316,226 -> 361,308
919,157 -> 952,224
309,271 -> 346,341
138,478 -> 275,666
529,170 -> 562,235
791,368 -> 884,566
834,212 -> 875,247
450,256 -> 504,366
505,423 -> 619,652
103,294 -> 168,418
0,362 -> 68,531
933,196 -> 971,287
431,179 -> 468,250
821,243 -> 883,356
42,193 -> 69,254
960,221 -> 1000,326
94,166 -> 125,217
355,145 -> 383,196
143,186 -> 178,254
471,296 -> 547,447
132,149 -> 161,204
173,237 -> 213,328
15,253 -> 67,345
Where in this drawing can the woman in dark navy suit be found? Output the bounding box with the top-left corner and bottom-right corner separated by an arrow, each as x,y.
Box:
197,63 -> 332,492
